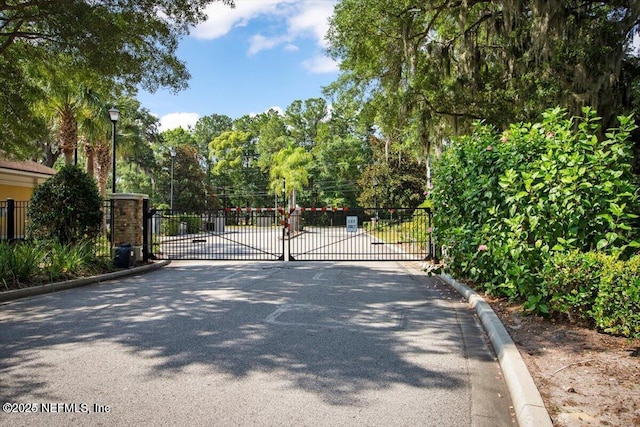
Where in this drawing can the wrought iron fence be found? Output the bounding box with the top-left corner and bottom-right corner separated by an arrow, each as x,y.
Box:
150,206 -> 434,262
0,199 -> 29,241
150,208 -> 283,260
0,198 -> 113,259
288,207 -> 432,261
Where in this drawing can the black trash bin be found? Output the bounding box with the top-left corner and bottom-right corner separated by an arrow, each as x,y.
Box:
114,243 -> 135,268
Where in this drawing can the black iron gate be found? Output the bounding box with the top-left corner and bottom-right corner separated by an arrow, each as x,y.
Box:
149,207 -> 433,262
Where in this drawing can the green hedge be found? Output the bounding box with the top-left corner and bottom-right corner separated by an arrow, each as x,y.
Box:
161,215 -> 202,236
27,165 -> 102,244
161,215 -> 180,236
430,107 -> 640,336
543,251 -> 640,338
431,107 -> 640,301
182,215 -> 202,234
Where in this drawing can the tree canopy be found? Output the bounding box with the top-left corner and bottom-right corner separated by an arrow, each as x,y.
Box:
326,0 -> 640,158
0,0 -> 234,151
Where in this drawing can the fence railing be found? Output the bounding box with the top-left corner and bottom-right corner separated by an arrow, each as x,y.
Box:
149,206 -> 437,261
0,199 -> 29,241
1,198 -> 113,259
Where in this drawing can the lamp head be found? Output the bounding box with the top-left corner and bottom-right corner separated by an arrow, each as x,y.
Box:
108,107 -> 120,122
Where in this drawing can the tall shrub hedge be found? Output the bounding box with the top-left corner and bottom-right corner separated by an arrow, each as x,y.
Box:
543,251 -> 640,337
27,165 -> 103,244
431,107 -> 640,315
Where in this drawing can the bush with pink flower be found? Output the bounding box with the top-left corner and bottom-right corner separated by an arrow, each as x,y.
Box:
429,107 -> 640,330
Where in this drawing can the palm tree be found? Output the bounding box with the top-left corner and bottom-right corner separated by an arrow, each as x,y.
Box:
270,145 -> 313,232
34,57 -> 106,166
78,103 -> 113,197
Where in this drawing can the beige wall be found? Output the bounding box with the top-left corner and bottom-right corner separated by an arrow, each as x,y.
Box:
0,169 -> 53,201
1,167 -> 55,239
0,184 -> 34,201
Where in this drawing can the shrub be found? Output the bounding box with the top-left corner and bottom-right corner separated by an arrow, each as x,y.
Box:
543,251 -> 605,323
27,165 -> 103,244
44,241 -> 98,282
160,214 -> 202,235
0,240 -> 111,289
181,214 -> 202,234
431,107 -> 640,307
592,255 -> 640,337
0,241 -> 45,288
161,215 -> 180,236
542,251 -> 640,338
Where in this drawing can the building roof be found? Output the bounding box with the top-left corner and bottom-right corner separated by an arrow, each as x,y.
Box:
0,159 -> 57,176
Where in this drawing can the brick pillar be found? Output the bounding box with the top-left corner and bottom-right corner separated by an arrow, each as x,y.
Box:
110,193 -> 148,261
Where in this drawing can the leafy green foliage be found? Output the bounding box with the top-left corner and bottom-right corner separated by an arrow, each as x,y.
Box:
1,1 -> 235,150
161,216 -> 181,237
431,107 -> 640,304
160,215 -> 202,236
44,241 -> 106,282
542,251 -> 640,338
182,215 -> 202,234
269,145 -> 313,198
158,145 -> 216,211
27,165 -> 103,244
327,0 -> 640,162
0,242 -> 45,289
0,240 -> 110,290
0,49 -> 49,155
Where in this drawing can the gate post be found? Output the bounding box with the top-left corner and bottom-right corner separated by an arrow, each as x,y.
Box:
427,208 -> 438,262
110,193 -> 148,262
6,198 -> 15,241
142,198 -> 152,261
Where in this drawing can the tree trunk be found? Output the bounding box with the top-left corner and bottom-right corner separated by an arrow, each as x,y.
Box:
83,137 -> 95,178
58,108 -> 78,166
94,138 -> 111,232
94,139 -> 111,198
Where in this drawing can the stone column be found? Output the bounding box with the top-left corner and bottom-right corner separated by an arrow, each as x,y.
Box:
110,193 -> 148,261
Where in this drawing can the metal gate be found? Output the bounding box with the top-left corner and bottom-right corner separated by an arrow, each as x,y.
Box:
150,207 -> 433,262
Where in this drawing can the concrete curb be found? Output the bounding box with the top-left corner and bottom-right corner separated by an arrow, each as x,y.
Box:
0,260 -> 171,303
439,273 -> 553,427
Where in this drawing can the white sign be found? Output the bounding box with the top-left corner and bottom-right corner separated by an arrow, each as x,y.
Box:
346,216 -> 358,233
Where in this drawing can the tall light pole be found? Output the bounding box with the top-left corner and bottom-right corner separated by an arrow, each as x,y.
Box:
108,107 -> 120,193
169,147 -> 176,211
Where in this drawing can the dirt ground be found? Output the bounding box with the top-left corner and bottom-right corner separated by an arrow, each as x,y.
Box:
484,297 -> 640,427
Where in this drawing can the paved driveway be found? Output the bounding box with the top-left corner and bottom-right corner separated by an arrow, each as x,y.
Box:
0,261 -> 514,426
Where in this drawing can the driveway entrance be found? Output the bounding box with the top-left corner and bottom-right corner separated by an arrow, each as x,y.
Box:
0,261 -> 514,426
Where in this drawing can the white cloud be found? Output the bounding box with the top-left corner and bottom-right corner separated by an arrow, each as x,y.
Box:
287,2 -> 335,48
302,55 -> 339,74
193,0 -> 338,73
248,34 -> 290,56
193,0 -> 297,40
159,112 -> 200,131
267,105 -> 285,115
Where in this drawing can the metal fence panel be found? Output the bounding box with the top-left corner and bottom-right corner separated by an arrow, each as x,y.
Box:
288,207 -> 431,261
0,199 -> 29,241
151,207 -> 432,262
0,199 -> 113,259
151,208 -> 284,261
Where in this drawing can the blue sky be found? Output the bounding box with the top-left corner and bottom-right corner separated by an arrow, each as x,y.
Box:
136,0 -> 340,131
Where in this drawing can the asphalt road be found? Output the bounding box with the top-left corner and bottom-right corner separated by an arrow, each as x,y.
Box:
0,261 -> 514,426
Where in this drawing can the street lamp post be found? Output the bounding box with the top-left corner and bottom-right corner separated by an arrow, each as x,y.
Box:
169,147 -> 176,211
108,107 -> 120,193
